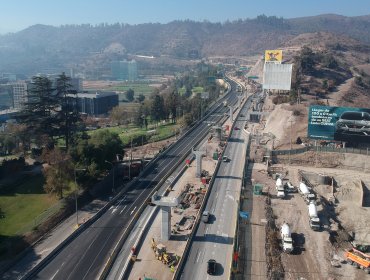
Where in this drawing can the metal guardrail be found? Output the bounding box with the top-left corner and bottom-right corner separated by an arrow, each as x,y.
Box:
270,146 -> 370,157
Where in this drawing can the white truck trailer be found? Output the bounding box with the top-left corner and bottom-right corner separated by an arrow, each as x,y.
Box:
280,223 -> 294,253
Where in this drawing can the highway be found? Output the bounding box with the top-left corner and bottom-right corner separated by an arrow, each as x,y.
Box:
179,92 -> 253,279
29,79 -> 241,280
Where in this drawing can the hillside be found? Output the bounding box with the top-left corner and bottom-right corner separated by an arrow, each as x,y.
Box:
0,14 -> 370,76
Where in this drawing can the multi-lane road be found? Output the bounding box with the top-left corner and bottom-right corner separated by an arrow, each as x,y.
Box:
27,79 -> 241,280
179,92 -> 253,279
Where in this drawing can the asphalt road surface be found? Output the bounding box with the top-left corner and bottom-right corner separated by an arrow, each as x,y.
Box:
30,80 -> 241,280
179,93 -> 253,280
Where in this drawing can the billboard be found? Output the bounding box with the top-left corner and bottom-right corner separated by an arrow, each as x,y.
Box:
263,63 -> 292,91
265,50 -> 283,63
308,105 -> 370,143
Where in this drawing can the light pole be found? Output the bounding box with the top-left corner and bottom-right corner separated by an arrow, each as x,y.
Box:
74,168 -> 86,227
105,160 -> 115,193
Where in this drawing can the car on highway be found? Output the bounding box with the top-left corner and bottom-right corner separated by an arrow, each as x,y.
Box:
234,127 -> 240,130
207,259 -> 217,275
222,156 -> 229,162
202,210 -> 210,223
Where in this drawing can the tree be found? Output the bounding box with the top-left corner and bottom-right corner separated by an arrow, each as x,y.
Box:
17,76 -> 57,145
109,106 -> 128,125
70,130 -> 124,172
137,94 -> 145,103
125,88 -> 135,102
43,148 -> 73,199
150,94 -> 165,126
55,72 -> 81,150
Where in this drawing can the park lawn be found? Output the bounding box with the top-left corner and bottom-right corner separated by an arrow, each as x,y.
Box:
178,86 -> 204,96
90,122 -> 181,147
0,174 -> 58,236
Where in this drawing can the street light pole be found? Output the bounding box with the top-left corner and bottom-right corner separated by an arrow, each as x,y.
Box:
74,168 -> 86,227
105,160 -> 115,193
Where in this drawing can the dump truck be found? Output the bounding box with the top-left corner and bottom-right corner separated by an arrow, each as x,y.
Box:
344,248 -> 370,274
308,202 -> 321,231
280,223 -> 294,253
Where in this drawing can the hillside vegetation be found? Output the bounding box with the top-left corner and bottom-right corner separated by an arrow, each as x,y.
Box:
0,14 -> 370,75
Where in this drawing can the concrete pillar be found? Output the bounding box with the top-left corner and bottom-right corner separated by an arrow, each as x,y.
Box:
193,149 -> 205,178
160,206 -> 171,241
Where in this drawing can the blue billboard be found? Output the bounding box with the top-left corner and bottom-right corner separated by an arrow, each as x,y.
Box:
308,105 -> 370,143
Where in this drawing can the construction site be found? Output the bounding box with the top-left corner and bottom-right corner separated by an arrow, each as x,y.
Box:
234,79 -> 370,279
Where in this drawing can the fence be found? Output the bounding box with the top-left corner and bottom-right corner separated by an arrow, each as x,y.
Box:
270,146 -> 370,157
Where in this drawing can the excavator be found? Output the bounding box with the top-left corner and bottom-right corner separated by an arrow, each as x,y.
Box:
151,238 -> 179,268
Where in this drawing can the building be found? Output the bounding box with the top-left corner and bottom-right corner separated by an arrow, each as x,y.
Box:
11,82 -> 28,109
111,60 -> 137,81
69,91 -> 118,116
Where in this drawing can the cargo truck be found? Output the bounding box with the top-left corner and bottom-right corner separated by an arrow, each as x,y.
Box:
299,182 -> 316,204
276,178 -> 285,199
308,202 -> 321,231
280,223 -> 294,253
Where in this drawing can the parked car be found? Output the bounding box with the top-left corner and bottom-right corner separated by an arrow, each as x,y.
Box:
207,259 -> 217,275
222,156 -> 229,162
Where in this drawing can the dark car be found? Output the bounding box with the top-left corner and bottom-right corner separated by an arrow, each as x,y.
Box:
207,259 -> 217,275
335,111 -> 370,138
234,127 -> 240,130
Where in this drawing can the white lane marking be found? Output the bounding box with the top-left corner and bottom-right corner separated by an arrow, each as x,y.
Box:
196,250 -> 202,263
112,208 -> 117,214
215,192 -> 218,199
50,269 -> 60,280
226,194 -> 234,201
130,206 -> 137,215
109,206 -> 114,210
205,227 -> 209,235
120,205 -> 127,214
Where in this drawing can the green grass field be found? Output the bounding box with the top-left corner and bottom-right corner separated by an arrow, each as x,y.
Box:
91,122 -> 181,146
178,86 -> 204,96
0,174 -> 59,236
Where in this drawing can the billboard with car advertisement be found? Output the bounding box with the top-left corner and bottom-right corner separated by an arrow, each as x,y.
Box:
308,105 -> 370,143
265,50 -> 283,63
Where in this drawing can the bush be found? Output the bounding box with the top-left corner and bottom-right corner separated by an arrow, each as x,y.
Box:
293,110 -> 301,116
272,95 -> 289,105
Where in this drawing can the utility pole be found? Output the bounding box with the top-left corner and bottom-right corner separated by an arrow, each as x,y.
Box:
105,160 -> 115,193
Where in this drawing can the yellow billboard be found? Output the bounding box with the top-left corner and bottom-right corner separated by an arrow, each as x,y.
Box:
265,50 -> 283,63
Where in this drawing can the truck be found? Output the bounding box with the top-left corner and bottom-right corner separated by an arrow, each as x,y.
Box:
299,182 -> 316,204
280,223 -> 294,253
276,178 -> 285,199
344,247 -> 370,274
308,202 -> 321,231
285,181 -> 297,193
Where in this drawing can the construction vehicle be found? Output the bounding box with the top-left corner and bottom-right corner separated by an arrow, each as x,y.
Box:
308,202 -> 321,231
276,178 -> 285,199
299,182 -> 316,204
151,238 -> 179,268
344,247 -> 370,274
280,223 -> 294,253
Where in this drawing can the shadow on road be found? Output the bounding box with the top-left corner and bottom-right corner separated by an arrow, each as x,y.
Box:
193,234 -> 233,245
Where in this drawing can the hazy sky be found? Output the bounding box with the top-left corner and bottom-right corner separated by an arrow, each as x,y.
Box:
0,0 -> 368,34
